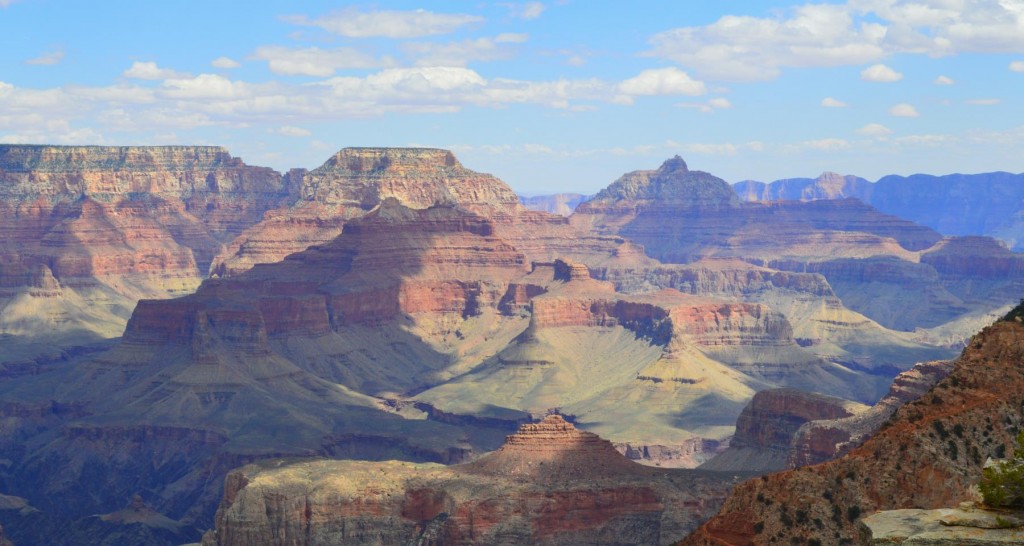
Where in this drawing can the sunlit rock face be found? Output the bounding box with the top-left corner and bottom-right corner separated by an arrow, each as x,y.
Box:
201,415 -> 749,546
0,145 -> 289,361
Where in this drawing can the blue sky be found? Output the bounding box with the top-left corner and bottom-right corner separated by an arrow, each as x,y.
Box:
2,0 -> 1024,194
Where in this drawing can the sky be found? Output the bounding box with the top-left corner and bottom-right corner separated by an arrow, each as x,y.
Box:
2,0 -> 1024,195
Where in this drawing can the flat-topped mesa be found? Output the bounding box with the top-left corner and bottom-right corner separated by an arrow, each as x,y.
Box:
298,147 -> 521,212
0,144 -> 284,199
463,414 -> 642,482
553,258 -> 592,282
580,155 -> 740,209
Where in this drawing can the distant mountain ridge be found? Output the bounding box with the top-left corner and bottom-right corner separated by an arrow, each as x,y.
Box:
735,170 -> 1024,250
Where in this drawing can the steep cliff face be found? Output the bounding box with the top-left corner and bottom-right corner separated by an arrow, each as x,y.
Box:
680,318 -> 1024,546
0,145 -> 289,363
202,416 -> 750,546
700,389 -> 868,473
212,147 -> 522,275
733,173 -> 873,203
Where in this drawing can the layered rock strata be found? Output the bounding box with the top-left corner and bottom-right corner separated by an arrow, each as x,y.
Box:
0,145 -> 289,361
202,416 -> 751,546
699,389 -> 867,473
680,317 -> 1024,546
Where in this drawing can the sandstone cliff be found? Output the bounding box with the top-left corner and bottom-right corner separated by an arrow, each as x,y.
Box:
202,415 -> 751,546
699,389 -> 868,473
0,145 -> 288,364
680,317 -> 1024,545
211,147 -> 521,275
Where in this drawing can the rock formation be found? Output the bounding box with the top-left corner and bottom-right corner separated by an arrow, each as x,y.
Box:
679,315 -> 1024,545
0,145 -> 289,364
202,415 -> 751,546
0,149 -> 1017,546
699,389 -> 868,473
211,147 -> 521,276
734,170 -> 1024,251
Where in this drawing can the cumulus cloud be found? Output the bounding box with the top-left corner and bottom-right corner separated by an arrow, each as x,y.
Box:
889,103 -> 919,117
646,1 -> 1024,81
284,8 -> 483,39
861,63 -> 903,82
253,46 -> 393,77
821,97 -> 848,107
25,49 -> 64,66
617,67 -> 706,98
934,75 -> 955,85
211,57 -> 240,69
123,61 -> 190,80
1011,61 -> 1024,72
857,122 -> 892,136
646,4 -> 887,81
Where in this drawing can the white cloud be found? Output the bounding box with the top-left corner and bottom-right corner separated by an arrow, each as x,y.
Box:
160,74 -> 247,99
646,1 -> 1024,81
821,97 -> 848,107
967,98 -> 1001,105
253,46 -> 393,77
284,8 -> 483,39
889,103 -> 919,117
646,4 -> 887,81
211,57 -> 240,69
403,37 -> 522,67
1011,61 -> 1024,72
857,122 -> 892,136
510,2 -> 545,19
25,49 -> 64,66
495,33 -> 529,43
275,126 -> 311,137
618,67 -> 706,97
860,63 -> 903,82
934,75 -> 955,85
123,61 -> 190,80
708,97 -> 732,109
800,138 -> 851,152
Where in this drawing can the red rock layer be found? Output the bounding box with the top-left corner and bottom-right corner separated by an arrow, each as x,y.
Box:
679,319 -> 1024,546
203,416 -> 747,546
212,147 -> 523,275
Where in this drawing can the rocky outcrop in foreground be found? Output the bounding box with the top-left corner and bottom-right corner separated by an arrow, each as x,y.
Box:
203,415 -> 750,546
862,505 -> 1024,544
680,317 -> 1024,545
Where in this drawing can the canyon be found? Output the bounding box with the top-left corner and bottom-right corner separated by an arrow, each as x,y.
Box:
0,145 -> 1022,545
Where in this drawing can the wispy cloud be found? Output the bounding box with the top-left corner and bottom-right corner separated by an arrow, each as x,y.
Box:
1011,61 -> 1024,72
821,97 -> 847,107
501,2 -> 545,20
25,48 -> 64,66
253,46 -> 394,76
857,123 -> 892,137
934,75 -> 954,85
283,8 -> 484,39
403,35 -> 526,67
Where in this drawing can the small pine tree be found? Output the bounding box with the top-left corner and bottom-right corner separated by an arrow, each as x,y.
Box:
980,430 -> 1024,508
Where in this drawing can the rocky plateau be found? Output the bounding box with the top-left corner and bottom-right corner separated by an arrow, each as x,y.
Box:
1,146 -> 1023,545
